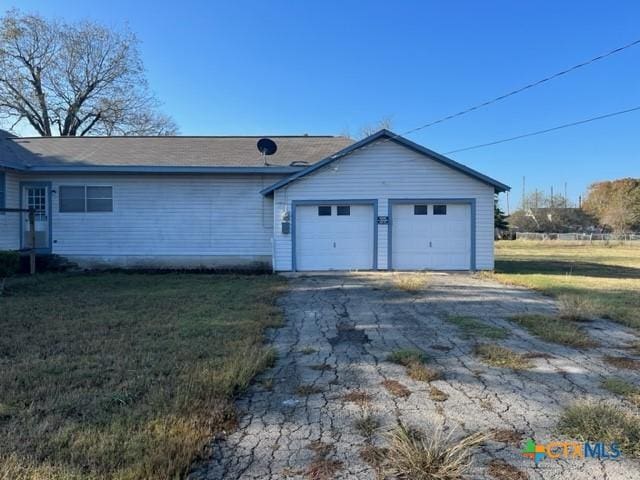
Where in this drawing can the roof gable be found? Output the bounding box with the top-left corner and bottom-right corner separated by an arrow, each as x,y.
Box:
260,129 -> 510,194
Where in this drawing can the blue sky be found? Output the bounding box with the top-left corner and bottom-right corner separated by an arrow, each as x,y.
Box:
3,0 -> 639,210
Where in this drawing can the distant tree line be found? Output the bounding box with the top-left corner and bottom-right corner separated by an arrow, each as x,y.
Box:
506,178 -> 640,234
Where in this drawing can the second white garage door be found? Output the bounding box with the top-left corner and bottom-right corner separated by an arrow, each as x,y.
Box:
391,202 -> 471,270
295,203 -> 374,271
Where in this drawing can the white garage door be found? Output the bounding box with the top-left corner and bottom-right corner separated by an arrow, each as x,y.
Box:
391,203 -> 471,270
295,204 -> 374,271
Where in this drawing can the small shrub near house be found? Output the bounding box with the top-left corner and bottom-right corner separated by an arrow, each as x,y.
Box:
0,250 -> 20,294
0,251 -> 19,277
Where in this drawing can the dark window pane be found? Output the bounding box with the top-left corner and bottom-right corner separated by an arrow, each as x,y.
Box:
86,186 -> 113,212
59,198 -> 85,212
433,205 -> 447,215
87,186 -> 112,199
414,204 -> 428,215
87,198 -> 113,212
59,186 -> 85,212
318,205 -> 331,216
336,205 -> 350,216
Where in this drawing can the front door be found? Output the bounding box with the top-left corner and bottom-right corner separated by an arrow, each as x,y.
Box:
22,184 -> 50,251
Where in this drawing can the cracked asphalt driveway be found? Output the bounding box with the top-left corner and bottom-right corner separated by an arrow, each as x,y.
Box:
191,273 -> 640,479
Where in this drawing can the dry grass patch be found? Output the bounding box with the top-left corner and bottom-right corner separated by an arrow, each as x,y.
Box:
510,314 -> 596,348
305,459 -> 343,479
342,390 -> 373,406
387,348 -> 429,366
382,379 -> 411,398
602,378 -> 640,406
354,412 -> 380,439
446,315 -> 508,340
603,355 -> 640,371
558,294 -> 598,321
296,384 -> 323,396
306,440 -> 333,457
304,441 -> 343,480
393,274 -> 429,293
475,344 -> 532,370
0,273 -> 284,480
486,459 -> 528,480
387,348 -> 441,382
429,386 -> 449,402
384,423 -> 486,480
491,429 -> 524,445
407,362 -> 441,382
359,445 -> 388,470
557,402 -> 640,457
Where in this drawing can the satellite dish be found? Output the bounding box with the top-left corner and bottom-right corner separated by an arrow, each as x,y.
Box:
257,138 -> 278,156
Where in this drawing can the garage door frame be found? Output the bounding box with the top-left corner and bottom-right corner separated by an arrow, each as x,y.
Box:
291,199 -> 378,271
388,198 -> 476,270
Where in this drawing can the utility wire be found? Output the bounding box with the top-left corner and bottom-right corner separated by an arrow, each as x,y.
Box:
444,105 -> 640,154
399,37 -> 640,137
325,37 -> 640,163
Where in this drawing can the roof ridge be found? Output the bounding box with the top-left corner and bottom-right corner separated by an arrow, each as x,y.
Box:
11,135 -> 348,140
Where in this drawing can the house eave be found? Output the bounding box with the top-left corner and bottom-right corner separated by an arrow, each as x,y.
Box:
5,165 -> 304,175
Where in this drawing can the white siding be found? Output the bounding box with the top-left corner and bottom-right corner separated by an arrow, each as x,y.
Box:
0,170 -> 20,250
25,174 -> 283,268
273,140 -> 496,271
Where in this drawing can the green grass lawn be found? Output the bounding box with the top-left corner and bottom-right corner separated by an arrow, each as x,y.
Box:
0,273 -> 284,480
494,241 -> 640,330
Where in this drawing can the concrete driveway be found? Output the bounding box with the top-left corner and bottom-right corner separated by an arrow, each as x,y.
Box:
191,274 -> 640,479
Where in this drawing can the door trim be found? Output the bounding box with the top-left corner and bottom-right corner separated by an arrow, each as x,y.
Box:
291,199 -> 378,271
20,181 -> 53,253
387,198 -> 476,271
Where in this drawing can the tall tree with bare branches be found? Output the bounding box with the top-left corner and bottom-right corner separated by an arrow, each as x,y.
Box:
0,9 -> 177,136
359,116 -> 393,138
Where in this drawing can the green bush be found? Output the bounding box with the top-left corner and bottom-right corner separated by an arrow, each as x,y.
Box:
0,250 -> 20,277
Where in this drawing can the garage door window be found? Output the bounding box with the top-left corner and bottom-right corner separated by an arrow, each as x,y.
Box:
337,205 -> 350,216
318,205 -> 331,216
414,205 -> 428,215
433,205 -> 447,215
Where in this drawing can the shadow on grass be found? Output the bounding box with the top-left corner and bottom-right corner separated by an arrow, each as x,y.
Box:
495,260 -> 640,279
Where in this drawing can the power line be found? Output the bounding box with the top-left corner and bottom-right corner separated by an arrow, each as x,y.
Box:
399,37 -> 640,137
326,37 -> 640,165
444,105 -> 640,154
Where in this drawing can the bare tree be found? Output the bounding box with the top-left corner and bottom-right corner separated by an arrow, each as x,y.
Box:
509,190 -> 595,233
0,9 -> 177,136
359,116 -> 393,138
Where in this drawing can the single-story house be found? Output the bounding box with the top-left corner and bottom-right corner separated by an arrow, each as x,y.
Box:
0,129 -> 509,271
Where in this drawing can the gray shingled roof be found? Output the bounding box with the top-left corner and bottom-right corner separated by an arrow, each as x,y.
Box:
0,135 -> 354,169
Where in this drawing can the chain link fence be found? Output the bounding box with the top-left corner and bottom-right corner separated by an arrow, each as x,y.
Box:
514,232 -> 640,242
